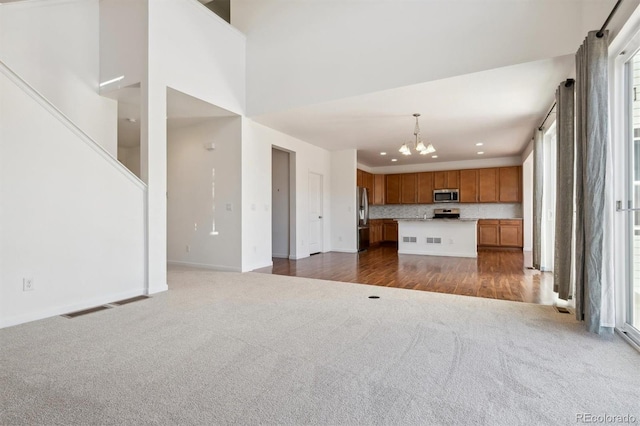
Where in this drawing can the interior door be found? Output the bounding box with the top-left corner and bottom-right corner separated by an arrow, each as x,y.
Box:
308,172 -> 323,255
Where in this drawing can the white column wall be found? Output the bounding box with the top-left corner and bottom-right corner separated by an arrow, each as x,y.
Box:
330,150 -> 358,253
241,118 -> 274,271
243,120 -> 331,262
143,0 -> 247,283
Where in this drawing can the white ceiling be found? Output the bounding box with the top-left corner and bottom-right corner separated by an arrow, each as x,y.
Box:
233,0 -> 636,168
110,86 -> 236,148
252,55 -> 575,167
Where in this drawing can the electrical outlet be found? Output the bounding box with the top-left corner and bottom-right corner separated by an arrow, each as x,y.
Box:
23,278 -> 34,291
449,238 -> 454,244
186,245 -> 190,253
338,236 -> 342,242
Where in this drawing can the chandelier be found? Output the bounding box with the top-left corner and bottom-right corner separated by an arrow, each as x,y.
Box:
399,113 -> 436,156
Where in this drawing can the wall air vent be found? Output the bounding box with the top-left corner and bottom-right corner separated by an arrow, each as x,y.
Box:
426,237 -> 442,244
402,236 -> 417,243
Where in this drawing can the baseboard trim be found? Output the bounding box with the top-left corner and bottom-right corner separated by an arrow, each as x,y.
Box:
615,327 -> 640,354
245,261 -> 273,272
331,249 -> 358,253
288,254 -> 308,260
272,253 -> 289,259
167,260 -> 242,272
0,287 -> 145,329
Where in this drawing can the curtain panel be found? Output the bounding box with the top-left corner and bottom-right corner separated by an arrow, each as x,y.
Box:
532,129 -> 544,270
575,31 -> 611,333
554,81 -> 575,300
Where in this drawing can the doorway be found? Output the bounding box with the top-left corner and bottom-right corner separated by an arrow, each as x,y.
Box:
272,148 -> 290,258
308,172 -> 323,255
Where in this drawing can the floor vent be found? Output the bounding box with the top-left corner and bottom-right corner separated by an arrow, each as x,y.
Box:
426,237 -> 442,244
111,295 -> 150,306
555,306 -> 571,314
526,266 -> 535,270
62,305 -> 111,319
402,236 -> 417,243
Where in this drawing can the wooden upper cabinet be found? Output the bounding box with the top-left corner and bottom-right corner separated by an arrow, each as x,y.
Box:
357,169 -> 364,188
385,174 -> 401,204
372,174 -> 386,205
417,172 -> 434,204
433,170 -> 460,189
364,171 -> 374,201
499,166 -> 522,202
400,173 -> 417,204
478,168 -> 499,203
446,170 -> 459,189
459,169 -> 478,203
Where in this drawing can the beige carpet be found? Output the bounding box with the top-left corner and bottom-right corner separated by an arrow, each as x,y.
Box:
1,265 -> 639,425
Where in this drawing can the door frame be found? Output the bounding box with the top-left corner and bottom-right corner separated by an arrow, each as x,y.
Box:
308,171 -> 324,255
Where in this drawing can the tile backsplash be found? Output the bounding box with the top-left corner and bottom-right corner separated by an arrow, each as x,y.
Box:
369,203 -> 522,219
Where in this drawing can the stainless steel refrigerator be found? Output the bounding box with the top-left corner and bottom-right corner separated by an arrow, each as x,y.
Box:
357,187 -> 369,251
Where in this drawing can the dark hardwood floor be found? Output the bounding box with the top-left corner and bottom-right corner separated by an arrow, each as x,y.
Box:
254,244 -> 556,305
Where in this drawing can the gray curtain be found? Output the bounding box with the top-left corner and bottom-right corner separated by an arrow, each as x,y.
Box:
532,129 -> 544,270
575,31 -> 609,333
554,81 -> 575,300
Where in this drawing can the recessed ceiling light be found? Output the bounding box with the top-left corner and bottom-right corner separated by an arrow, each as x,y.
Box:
432,155 -> 438,158
476,142 -> 483,146
477,151 -> 484,155
380,152 -> 387,156
391,158 -> 398,162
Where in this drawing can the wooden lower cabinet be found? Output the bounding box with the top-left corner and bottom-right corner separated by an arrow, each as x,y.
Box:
382,220 -> 398,242
369,220 -> 384,245
477,219 -> 522,248
499,219 -> 523,247
477,220 -> 500,246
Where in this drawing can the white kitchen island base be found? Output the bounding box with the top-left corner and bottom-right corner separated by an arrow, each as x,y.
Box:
396,219 -> 478,258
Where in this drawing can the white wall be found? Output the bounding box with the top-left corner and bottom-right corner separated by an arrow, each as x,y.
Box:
243,120 -> 331,261
0,66 -> 146,328
0,0 -> 118,155
271,149 -> 290,258
99,0 -> 147,92
140,0 -> 247,289
117,146 -> 141,179
233,0 -> 617,116
240,118 -> 273,271
167,117 -> 243,271
149,0 -> 246,115
522,152 -> 534,252
330,150 -> 358,253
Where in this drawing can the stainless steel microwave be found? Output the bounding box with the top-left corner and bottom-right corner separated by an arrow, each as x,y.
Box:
433,189 -> 459,203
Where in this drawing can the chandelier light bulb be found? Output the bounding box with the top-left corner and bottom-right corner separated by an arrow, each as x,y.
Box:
398,113 -> 436,158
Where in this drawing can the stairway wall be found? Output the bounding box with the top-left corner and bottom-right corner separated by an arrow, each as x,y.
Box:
0,67 -> 146,329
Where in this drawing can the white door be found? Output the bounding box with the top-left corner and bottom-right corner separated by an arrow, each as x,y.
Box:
308,172 -> 323,254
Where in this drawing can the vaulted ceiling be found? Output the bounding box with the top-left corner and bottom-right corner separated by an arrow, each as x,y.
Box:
232,0 -> 638,167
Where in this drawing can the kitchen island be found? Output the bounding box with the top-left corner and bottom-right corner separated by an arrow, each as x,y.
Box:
396,218 -> 478,258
